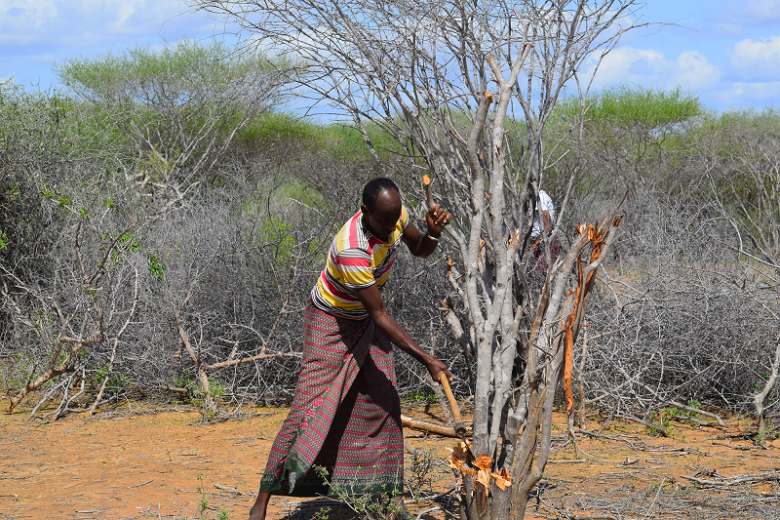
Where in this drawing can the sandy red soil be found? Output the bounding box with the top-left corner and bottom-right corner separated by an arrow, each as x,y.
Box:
1,404 -> 779,520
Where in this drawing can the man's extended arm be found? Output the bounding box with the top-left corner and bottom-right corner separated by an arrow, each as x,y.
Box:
402,204 -> 451,258
354,283 -> 452,382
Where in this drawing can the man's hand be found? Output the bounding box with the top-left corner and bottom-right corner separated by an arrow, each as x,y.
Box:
426,357 -> 452,383
402,205 -> 449,258
425,204 -> 451,238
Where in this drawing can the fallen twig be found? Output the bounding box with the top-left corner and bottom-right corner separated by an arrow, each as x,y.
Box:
680,470 -> 780,488
214,483 -> 249,495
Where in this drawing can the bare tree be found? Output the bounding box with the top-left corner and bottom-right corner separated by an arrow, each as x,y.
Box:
187,0 -> 645,518
0,197 -> 141,417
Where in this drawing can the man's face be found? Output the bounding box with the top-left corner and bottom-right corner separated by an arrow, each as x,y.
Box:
362,189 -> 402,241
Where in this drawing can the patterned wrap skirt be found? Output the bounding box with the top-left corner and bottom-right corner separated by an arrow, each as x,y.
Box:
259,301 -> 404,497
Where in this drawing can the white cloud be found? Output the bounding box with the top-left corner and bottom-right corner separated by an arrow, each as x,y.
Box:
674,51 -> 723,90
728,36 -> 780,80
585,47 -> 722,92
720,0 -> 780,26
0,0 -> 236,87
711,81 -> 780,106
0,0 -> 217,47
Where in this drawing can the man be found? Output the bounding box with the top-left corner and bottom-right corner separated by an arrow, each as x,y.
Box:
531,190 -> 556,241
527,189 -> 560,286
249,178 -> 452,520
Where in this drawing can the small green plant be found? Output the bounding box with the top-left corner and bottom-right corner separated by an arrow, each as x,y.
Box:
646,407 -> 679,436
680,400 -> 703,420
402,389 -> 437,405
189,378 -> 228,420
313,465 -> 405,520
147,253 -> 166,282
216,507 -> 230,520
311,507 -> 331,520
40,184 -> 71,208
754,426 -> 780,445
196,474 -> 209,519
89,362 -> 131,395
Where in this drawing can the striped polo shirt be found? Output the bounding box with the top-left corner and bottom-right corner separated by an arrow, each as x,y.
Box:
311,207 -> 410,319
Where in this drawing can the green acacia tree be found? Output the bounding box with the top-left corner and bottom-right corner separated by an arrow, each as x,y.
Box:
56,40 -> 292,191
548,86 -> 703,195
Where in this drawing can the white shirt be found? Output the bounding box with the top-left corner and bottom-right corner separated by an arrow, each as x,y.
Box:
531,190 -> 556,238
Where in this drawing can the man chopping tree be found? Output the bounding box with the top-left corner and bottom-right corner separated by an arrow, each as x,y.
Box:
250,177 -> 452,520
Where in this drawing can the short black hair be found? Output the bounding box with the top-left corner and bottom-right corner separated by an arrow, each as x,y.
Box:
362,178 -> 400,212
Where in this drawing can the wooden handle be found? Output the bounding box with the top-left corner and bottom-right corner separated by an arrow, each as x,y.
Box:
423,174 -> 433,208
439,373 -> 462,424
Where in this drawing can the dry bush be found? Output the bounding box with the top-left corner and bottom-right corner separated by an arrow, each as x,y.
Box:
571,192 -> 780,430
0,154 -> 338,417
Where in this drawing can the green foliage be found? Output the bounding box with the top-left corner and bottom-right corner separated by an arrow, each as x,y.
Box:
311,507 -> 331,520
700,108 -> 780,209
701,107 -> 780,149
236,111 -> 410,164
754,427 -> 780,445
402,389 -> 438,405
646,407 -> 679,436
2,354 -> 36,391
188,378 -> 228,420
237,112 -> 321,147
545,85 -> 704,194
55,40 -> 291,181
569,86 -> 702,131
56,40 -> 280,106
196,474 -> 209,519
325,123 -> 396,160
147,253 -> 166,282
243,180 -> 328,269
173,371 -> 199,393
0,83 -> 125,164
40,184 -> 72,208
89,363 -> 131,395
312,465 -> 404,520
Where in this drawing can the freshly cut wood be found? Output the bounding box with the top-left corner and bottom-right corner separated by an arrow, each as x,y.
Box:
401,414 -> 460,438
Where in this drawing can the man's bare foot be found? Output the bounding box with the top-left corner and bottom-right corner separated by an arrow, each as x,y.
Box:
249,491 -> 271,520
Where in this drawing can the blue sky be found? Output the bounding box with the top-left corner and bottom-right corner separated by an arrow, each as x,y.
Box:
1,0 -> 779,112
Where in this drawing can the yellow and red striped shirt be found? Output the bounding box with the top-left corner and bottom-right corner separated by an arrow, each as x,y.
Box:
311,207 -> 410,319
